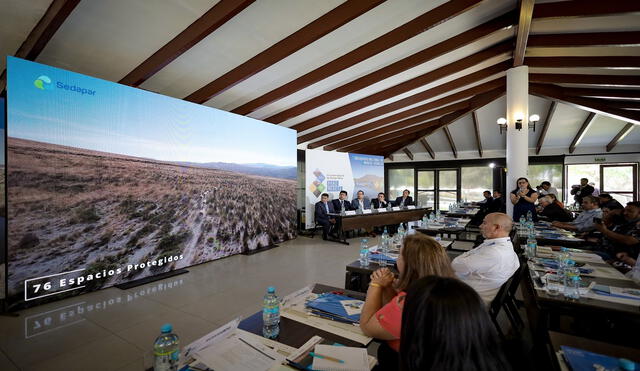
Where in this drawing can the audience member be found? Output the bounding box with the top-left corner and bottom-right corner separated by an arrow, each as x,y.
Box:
332,190 -> 353,212
400,276 -> 512,371
594,202 -> 640,260
360,234 -> 454,367
480,190 -> 493,204
538,196 -> 572,222
372,192 -> 390,209
590,182 -> 600,197
394,189 -> 414,207
488,190 -> 506,213
537,181 -> 559,197
470,191 -> 493,226
599,193 -> 624,211
552,196 -> 602,233
352,190 -> 371,211
571,178 -> 594,205
547,193 -> 564,209
451,212 -> 519,304
510,177 -> 538,222
314,193 -> 335,240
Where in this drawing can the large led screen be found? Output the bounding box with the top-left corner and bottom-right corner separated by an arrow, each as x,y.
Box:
6,57 -> 297,307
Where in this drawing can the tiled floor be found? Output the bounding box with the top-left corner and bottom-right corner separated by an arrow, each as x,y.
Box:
0,235 -> 369,370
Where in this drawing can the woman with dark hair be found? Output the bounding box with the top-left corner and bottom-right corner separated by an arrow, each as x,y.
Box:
400,276 -> 511,371
510,177 -> 538,222
359,233 -> 454,369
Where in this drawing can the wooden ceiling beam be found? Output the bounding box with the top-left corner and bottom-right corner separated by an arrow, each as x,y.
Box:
525,56 -> 640,69
119,0 -> 254,86
420,138 -> 436,159
387,154 -> 394,161
471,111 -> 483,157
532,0 -> 640,19
529,74 -> 640,87
339,128 -> 423,154
443,127 -> 458,158
251,8 -> 514,120
0,0 -> 81,92
347,135 -> 412,155
403,148 -> 414,161
569,112 -> 596,154
292,41 -> 513,135
530,83 -> 640,125
183,0 -> 384,103
604,100 -> 640,110
528,31 -> 640,48
606,123 -> 635,152
563,87 -> 640,100
514,0 -> 534,67
535,101 -> 557,155
300,62 -> 509,145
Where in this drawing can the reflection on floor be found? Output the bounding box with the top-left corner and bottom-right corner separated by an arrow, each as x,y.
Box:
1,236 -> 371,370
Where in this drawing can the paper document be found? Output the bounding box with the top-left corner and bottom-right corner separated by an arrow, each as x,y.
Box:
345,210 -> 356,216
311,344 -> 369,371
182,318 -> 240,361
194,331 -> 284,371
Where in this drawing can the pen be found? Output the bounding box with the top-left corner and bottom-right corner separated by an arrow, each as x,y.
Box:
309,352 -> 345,364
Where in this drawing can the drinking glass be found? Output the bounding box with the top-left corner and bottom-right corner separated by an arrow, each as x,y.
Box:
544,274 -> 562,296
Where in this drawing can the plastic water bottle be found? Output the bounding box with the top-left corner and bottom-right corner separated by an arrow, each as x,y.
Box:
153,324 -> 180,371
359,238 -> 369,267
526,232 -> 537,260
519,215 -> 526,237
421,214 -> 428,228
380,228 -> 390,267
397,223 -> 405,239
435,209 -> 441,220
262,287 -> 280,339
564,274 -> 581,300
526,210 -> 533,222
629,258 -> 640,284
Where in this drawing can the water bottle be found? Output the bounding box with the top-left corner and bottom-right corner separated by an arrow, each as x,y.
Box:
448,203 -> 453,212
421,214 -> 428,228
380,228 -> 390,267
518,215 -> 526,237
526,210 -> 533,222
153,324 -> 180,371
262,287 -> 280,339
435,209 -> 441,220
564,274 -> 581,300
526,233 -> 537,260
629,259 -> 640,284
359,238 -> 370,267
397,223 -> 405,238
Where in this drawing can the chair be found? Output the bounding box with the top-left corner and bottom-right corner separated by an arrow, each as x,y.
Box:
489,262 -> 525,339
503,258 -> 527,331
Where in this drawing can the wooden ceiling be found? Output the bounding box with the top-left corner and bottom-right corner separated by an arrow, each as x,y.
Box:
1,0 -> 639,160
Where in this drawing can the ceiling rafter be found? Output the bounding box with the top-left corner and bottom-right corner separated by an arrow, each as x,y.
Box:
529,74 -> 640,87
119,0 -> 255,87
292,40 -> 513,135
403,148 -> 414,160
569,112 -> 597,153
420,139 -> 436,159
532,0 -> 640,19
443,126 -> 458,158
535,101 -> 557,155
256,8 -> 513,121
525,56 -> 640,69
387,154 -> 394,161
563,87 -> 640,100
183,0 -> 385,103
527,31 -> 640,48
530,83 -> 640,125
339,123 -> 434,154
233,0 -> 488,116
347,135 -> 411,156
0,0 -> 81,92
471,111 -> 483,157
300,61 -> 510,145
513,0 -> 534,67
606,123 -> 634,152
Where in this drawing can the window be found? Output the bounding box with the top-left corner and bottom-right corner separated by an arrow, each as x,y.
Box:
388,168 -> 414,200
528,164 -> 563,202
601,165 -> 636,205
461,166 -> 493,202
437,170 -> 458,211
416,170 -> 434,209
566,164 -> 600,204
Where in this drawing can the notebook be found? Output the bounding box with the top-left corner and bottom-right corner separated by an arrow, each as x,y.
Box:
311,344 -> 369,371
561,345 -> 640,371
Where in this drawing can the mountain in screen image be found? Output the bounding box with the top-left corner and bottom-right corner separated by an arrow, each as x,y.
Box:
354,174 -> 384,198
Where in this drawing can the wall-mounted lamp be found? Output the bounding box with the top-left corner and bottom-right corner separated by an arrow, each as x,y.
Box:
489,162 -> 496,168
496,113 -> 540,134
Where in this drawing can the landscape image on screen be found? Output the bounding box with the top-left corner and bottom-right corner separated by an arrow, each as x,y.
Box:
6,57 -> 297,304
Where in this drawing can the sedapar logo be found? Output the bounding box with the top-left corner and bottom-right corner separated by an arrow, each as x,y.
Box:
34,75 -> 52,90
34,74 -> 96,96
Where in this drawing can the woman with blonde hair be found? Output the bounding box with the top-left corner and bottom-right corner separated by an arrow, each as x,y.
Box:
359,233 -> 454,369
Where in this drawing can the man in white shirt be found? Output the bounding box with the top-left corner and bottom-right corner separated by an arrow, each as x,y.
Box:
451,212 -> 520,304
538,181 -> 558,197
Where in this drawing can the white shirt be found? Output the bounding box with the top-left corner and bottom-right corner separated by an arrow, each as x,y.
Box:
540,187 -> 558,197
451,237 -> 519,304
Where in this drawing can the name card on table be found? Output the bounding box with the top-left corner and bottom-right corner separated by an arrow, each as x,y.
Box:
378,208 -> 388,213
363,209 -> 372,214
345,210 -> 356,216
407,205 -> 416,209
392,206 -> 401,211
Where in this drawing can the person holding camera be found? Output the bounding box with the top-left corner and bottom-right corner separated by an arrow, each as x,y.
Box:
552,196 -> 602,232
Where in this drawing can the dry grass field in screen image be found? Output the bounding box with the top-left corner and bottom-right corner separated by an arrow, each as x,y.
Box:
6,137 -> 296,300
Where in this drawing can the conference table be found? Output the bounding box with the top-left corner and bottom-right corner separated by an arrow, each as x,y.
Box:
518,222 -> 587,248
548,331 -> 640,371
443,207 -> 480,218
413,218 -> 472,239
328,207 -> 431,244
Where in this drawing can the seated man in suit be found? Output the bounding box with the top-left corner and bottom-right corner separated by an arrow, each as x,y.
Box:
315,193 -> 336,240
488,190 -> 506,213
371,192 -> 391,209
394,189 -> 414,207
332,190 -> 353,213
538,196 -> 572,222
352,190 -> 371,211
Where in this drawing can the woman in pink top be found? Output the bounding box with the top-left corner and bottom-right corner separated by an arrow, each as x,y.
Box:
359,233 -> 455,368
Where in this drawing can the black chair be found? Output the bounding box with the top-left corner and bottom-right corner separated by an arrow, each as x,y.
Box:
489,263 -> 525,339
503,258 -> 527,332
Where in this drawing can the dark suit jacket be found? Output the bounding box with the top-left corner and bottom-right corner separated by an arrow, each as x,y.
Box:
488,197 -> 506,213
352,198 -> 371,210
394,196 -> 414,207
540,202 -> 573,222
571,185 -> 594,204
315,201 -> 335,224
371,199 -> 390,209
332,198 -> 353,212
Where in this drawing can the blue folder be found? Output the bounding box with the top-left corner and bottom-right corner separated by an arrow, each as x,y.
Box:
592,284 -> 640,301
562,346 -> 639,371
305,293 -> 363,324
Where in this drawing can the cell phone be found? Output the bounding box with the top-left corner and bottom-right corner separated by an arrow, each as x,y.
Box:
593,217 -> 602,224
